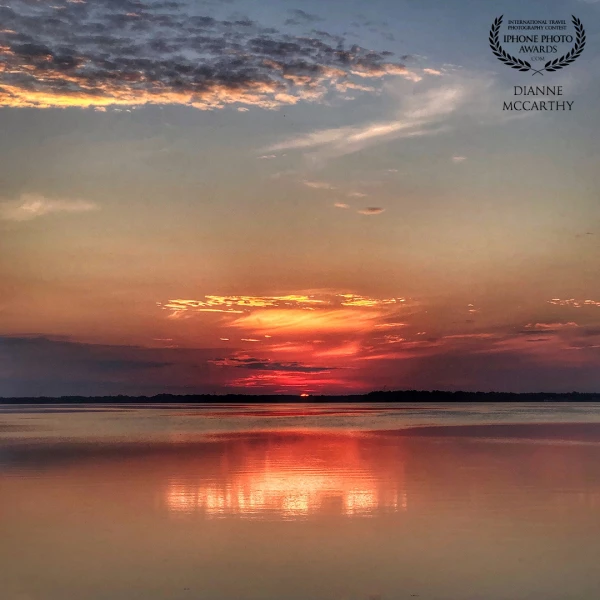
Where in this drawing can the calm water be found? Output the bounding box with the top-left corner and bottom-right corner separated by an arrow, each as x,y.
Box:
1,403 -> 600,600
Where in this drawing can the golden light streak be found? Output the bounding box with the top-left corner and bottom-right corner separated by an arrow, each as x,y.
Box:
338,294 -> 404,307
523,322 -> 579,330
159,293 -> 413,320
383,335 -> 406,344
0,80 -> 307,111
374,322 -> 408,329
548,298 -> 600,308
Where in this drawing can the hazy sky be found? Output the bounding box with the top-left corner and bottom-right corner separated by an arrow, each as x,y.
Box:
1,0 -> 599,396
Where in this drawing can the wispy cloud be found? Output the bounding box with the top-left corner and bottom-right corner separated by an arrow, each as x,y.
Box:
264,81 -> 468,160
303,180 -> 337,190
263,72 -> 505,162
0,194 -> 98,221
423,68 -> 443,76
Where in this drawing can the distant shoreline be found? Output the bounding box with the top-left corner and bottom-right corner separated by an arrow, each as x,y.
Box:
1,391 -> 600,404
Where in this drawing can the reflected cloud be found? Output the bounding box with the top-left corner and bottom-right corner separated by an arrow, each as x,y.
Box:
164,434 -> 406,519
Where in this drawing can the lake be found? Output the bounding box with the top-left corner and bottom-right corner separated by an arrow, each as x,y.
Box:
1,403 -> 600,600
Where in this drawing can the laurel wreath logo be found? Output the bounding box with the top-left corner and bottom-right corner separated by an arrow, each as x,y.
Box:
489,15 -> 585,75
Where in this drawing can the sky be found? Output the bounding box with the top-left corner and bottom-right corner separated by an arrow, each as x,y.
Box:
1,0 -> 600,396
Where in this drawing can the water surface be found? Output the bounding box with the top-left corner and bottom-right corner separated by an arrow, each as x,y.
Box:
1,403 -> 600,600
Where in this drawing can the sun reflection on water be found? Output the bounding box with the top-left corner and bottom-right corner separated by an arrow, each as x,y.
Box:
164,434 -> 407,519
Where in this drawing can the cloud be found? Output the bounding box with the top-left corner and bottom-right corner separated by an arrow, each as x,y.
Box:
303,180 -> 336,189
0,0 -> 419,110
154,291 -> 593,393
263,72 -> 508,162
159,292 -> 407,319
228,308 -> 385,336
0,193 -> 98,221
264,82 -> 468,160
210,355 -> 333,372
159,294 -> 330,317
357,207 -> 384,215
523,322 -> 579,331
334,203 -> 349,209
452,156 -> 467,163
159,293 -> 412,359
548,298 -> 600,308
0,335 -> 225,397
285,9 -> 323,26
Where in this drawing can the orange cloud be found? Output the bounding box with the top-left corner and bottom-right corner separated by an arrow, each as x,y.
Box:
160,293 -> 409,318
159,295 -> 329,316
228,308 -> 383,336
523,322 -> 579,330
159,291 -> 419,391
338,294 -> 402,307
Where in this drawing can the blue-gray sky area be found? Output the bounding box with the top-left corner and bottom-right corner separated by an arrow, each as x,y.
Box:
1,0 -> 599,396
